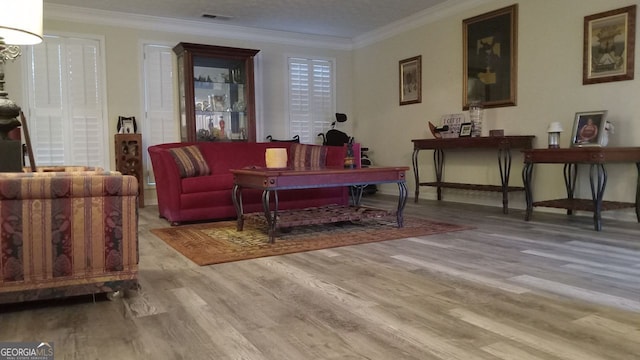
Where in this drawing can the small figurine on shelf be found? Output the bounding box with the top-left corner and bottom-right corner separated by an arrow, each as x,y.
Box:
218,117 -> 227,139
344,137 -> 355,169
428,121 -> 449,139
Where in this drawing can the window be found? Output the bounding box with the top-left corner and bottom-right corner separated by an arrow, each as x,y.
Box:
142,44 -> 177,185
287,57 -> 335,144
24,35 -> 108,168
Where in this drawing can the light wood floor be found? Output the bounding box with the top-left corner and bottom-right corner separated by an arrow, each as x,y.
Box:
1,195 -> 639,359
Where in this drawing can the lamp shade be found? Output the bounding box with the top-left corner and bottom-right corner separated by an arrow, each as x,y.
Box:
265,148 -> 287,168
547,122 -> 563,133
0,0 -> 43,45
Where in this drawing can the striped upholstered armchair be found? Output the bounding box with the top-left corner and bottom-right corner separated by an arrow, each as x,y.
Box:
0,169 -> 139,304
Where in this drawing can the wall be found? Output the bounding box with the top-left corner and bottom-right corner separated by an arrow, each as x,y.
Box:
5,1 -> 638,221
352,0 -> 640,221
5,7 -> 354,204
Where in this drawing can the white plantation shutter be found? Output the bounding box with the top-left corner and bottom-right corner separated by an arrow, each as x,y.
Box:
142,44 -> 177,185
288,57 -> 334,144
25,35 -> 108,168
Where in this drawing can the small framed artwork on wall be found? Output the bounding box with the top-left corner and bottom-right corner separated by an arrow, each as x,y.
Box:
583,5 -> 636,84
399,55 -> 422,105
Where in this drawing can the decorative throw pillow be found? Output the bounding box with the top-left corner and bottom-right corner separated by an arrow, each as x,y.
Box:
168,145 -> 211,178
290,143 -> 328,168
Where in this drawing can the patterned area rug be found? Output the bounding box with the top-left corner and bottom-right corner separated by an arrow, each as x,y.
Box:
150,217 -> 469,266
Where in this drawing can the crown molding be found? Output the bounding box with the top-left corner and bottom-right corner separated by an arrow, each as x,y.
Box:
45,1 -> 491,51
44,3 -> 354,50
353,0 -> 491,48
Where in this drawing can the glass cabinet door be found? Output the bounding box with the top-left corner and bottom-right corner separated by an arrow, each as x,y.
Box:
173,43 -> 259,142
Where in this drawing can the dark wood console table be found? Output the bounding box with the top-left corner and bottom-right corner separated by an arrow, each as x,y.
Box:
412,136 -> 534,213
522,147 -> 640,231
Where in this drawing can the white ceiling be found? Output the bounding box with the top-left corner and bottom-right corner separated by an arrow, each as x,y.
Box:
44,0 -> 453,39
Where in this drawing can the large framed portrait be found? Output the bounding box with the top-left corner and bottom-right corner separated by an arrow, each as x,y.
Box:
570,110 -> 607,147
463,4 -> 518,109
583,5 -> 636,85
399,55 -> 422,105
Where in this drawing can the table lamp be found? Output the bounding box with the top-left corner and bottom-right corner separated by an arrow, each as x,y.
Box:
547,122 -> 563,149
0,0 -> 43,171
265,148 -> 287,168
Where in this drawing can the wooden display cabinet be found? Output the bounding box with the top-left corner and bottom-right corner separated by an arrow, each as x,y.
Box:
115,133 -> 144,207
173,42 -> 260,143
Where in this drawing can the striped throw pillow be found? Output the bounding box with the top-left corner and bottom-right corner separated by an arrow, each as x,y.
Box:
290,143 -> 328,168
169,145 -> 211,178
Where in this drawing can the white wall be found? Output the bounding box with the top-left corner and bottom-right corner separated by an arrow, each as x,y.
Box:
5,9 -> 354,204
352,0 -> 640,221
6,1 -> 638,221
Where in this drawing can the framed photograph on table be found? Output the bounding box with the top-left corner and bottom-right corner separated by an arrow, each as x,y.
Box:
463,4 -> 518,109
399,55 -> 421,105
570,110 -> 607,147
583,5 -> 636,85
117,116 -> 137,134
459,122 -> 472,137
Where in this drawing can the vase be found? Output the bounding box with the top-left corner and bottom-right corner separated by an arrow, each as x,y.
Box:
469,101 -> 483,137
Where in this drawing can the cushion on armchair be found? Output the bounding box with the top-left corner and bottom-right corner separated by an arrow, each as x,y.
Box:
290,143 -> 328,168
169,145 -> 211,178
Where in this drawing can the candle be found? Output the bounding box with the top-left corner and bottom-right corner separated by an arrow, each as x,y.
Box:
265,148 -> 287,168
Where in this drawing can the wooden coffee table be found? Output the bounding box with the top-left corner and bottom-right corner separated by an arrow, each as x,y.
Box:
231,166 -> 409,242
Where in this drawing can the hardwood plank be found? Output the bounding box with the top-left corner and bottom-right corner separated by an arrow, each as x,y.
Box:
2,195 -> 640,359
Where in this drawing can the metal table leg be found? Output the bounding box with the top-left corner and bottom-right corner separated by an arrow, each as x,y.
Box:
262,189 -> 280,243
434,149 -> 444,200
497,147 -> 512,214
396,181 -> 408,227
350,185 -> 366,206
636,162 -> 640,222
412,148 -> 420,202
232,184 -> 244,231
563,163 -> 577,215
589,163 -> 607,231
522,162 -> 533,221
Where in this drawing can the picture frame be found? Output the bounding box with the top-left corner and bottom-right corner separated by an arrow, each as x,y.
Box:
399,55 -> 422,105
570,110 -> 608,147
583,5 -> 636,85
117,116 -> 137,134
463,4 -> 518,109
459,122 -> 472,137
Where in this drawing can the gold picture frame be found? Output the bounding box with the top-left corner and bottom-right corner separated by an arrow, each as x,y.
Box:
399,55 -> 422,105
583,5 -> 636,85
463,4 -> 518,109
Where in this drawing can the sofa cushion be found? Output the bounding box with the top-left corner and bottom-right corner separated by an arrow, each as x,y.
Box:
182,173 -> 233,194
290,143 -> 328,168
169,145 -> 211,178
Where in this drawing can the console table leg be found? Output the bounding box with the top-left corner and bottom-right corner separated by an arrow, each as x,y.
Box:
636,162 -> 640,222
232,184 -> 244,231
434,149 -> 444,201
497,148 -> 512,214
563,163 -> 577,215
396,181 -> 408,227
412,148 -> 420,202
589,164 -> 607,231
522,162 -> 533,221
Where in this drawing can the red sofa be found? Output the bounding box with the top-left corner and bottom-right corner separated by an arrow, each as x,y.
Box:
148,142 -> 349,225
